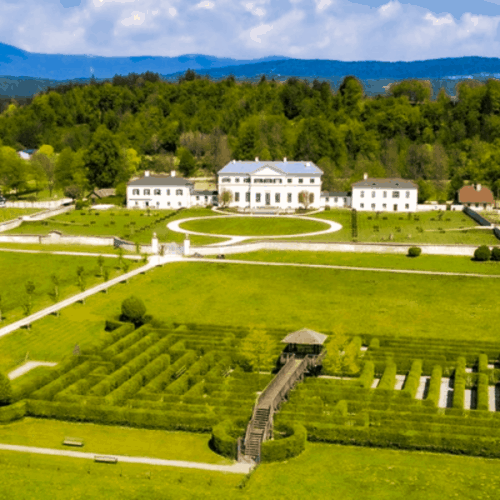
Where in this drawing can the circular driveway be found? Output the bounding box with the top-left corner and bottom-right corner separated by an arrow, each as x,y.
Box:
167,214 -> 343,246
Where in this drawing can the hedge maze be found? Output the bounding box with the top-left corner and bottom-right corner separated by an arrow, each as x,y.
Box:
276,335 -> 500,459
8,323 -> 278,433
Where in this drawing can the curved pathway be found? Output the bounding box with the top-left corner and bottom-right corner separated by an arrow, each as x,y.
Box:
168,214 -> 342,247
0,443 -> 252,474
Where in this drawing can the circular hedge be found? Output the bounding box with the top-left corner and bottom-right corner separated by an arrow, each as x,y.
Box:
260,423 -> 307,463
211,418 -> 247,459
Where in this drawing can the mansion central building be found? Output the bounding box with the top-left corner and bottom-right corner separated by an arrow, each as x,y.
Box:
217,158 -> 324,209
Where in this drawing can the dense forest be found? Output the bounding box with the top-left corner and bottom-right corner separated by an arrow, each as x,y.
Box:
1,70 -> 500,203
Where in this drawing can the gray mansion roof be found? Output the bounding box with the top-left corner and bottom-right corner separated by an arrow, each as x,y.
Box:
128,175 -> 193,187
218,160 -> 323,176
352,178 -> 418,189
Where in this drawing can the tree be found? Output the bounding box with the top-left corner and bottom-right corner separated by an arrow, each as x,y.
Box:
240,328 -> 275,381
0,372 -> 12,406
390,79 -> 432,103
64,184 -> 81,201
31,146 -> 57,197
121,295 -> 147,325
84,125 -> 126,189
322,329 -> 359,378
218,189 -> 233,208
0,146 -> 27,195
76,266 -> 86,300
299,190 -> 313,209
49,274 -> 60,316
97,255 -> 105,277
176,146 -> 197,177
103,267 -> 110,292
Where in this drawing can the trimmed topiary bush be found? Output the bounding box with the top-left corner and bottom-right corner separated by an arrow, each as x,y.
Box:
407,247 -> 422,257
474,245 -> 491,262
121,296 -> 147,325
491,247 -> 500,261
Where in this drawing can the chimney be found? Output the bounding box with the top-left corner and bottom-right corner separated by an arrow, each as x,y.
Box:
255,156 -> 259,162
144,170 -> 150,177
283,157 -> 287,162
477,184 -> 482,191
363,173 -> 368,180
171,170 -> 176,177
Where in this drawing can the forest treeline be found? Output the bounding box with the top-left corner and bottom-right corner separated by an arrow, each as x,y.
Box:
1,70 -> 500,202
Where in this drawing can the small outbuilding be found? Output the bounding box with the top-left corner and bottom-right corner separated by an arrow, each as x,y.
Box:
280,328 -> 328,365
458,184 -> 495,210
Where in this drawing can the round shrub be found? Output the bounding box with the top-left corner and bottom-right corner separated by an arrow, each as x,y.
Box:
0,372 -> 13,406
491,247 -> 500,261
408,247 -> 422,257
260,423 -> 307,463
474,245 -> 491,262
121,296 -> 147,325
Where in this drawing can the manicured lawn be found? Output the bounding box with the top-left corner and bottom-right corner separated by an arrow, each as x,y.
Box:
0,442 -> 498,499
0,418 -> 230,465
180,216 -> 330,236
4,207 -> 227,246
227,250 -> 500,275
298,210 -> 500,245
245,443 -> 500,500
0,252 -> 139,331
1,261 -> 500,373
0,208 -> 40,222
484,211 -> 500,224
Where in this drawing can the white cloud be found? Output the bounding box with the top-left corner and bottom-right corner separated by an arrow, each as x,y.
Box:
168,7 -> 177,17
424,12 -> 454,26
250,24 -> 273,43
121,11 -> 147,26
194,1 -> 215,9
378,1 -> 400,18
315,0 -> 332,11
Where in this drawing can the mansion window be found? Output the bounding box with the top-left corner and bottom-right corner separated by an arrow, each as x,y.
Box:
334,197 -> 338,203
287,193 -> 292,203
256,193 -> 261,202
310,178 -> 315,183
235,178 -> 240,183
287,178 -> 292,183
382,203 -> 387,209
167,189 -> 170,195
205,196 -> 208,201
325,197 -> 329,202
235,192 -> 240,202
310,194 -> 314,203
405,191 -> 410,198
244,177 -> 250,183
360,203 -> 364,208
371,203 -> 375,209
167,202 -> 171,206
344,198 -> 347,203
222,177 -> 231,183
360,191 -> 365,198
176,189 -> 183,195
392,191 -> 400,198
144,189 -> 150,195
383,191 -> 387,198
298,178 -> 303,184
372,191 -> 376,198
246,192 -> 250,202
196,196 -> 200,200
132,189 -> 139,195
405,204 -> 409,209
154,189 -> 161,195
253,178 -> 281,184
275,193 -> 280,203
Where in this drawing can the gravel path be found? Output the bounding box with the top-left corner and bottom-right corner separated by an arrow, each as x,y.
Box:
489,386 -> 497,411
415,377 -> 429,400
438,377 -> 452,408
371,378 -> 380,389
394,375 -> 406,390
464,388 -> 472,409
0,443 -> 252,474
8,361 -> 57,380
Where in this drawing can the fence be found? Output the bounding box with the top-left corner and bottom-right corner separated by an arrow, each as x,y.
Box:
463,206 -> 492,227
5,199 -> 72,209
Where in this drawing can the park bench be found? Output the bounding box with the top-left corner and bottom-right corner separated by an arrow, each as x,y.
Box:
174,365 -> 187,379
62,437 -> 84,447
94,455 -> 118,464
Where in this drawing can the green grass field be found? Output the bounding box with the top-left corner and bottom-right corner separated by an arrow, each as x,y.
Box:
179,216 -> 330,236
0,442 -> 498,499
0,252 -> 139,330
4,207 -> 227,246
0,208 -> 40,222
0,243 -> 134,254
1,260 -> 499,373
296,209 -> 500,245
227,250 -> 500,275
0,418 -> 229,465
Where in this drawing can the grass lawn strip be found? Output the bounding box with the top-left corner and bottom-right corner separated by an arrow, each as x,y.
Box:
0,242 -> 135,254
226,250 -> 500,275
0,252 -> 141,328
0,208 -> 42,222
179,215 -> 330,236
0,418 -> 231,465
0,247 -> 141,259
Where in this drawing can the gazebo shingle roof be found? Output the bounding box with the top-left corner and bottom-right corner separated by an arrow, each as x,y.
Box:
281,328 -> 328,346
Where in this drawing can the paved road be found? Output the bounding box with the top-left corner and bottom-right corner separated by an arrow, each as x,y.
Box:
187,257 -> 500,279
0,443 -> 253,474
8,361 -> 57,380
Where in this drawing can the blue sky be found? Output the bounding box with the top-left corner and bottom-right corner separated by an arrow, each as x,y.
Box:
2,0 -> 500,61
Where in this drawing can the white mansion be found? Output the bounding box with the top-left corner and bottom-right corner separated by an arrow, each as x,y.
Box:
126,160 -> 418,212
126,171 -> 217,209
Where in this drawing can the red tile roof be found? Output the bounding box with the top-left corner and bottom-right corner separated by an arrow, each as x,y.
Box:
458,185 -> 494,204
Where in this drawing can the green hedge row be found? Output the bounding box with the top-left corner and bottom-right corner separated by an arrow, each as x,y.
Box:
260,423 -> 307,463
401,360 -> 422,399
477,373 -> 490,411
377,361 -> 397,391
211,418 -> 247,459
0,401 -> 26,423
354,361 -> 374,388
452,357 -> 466,410
478,354 -> 489,373
101,325 -> 153,362
111,332 -> 160,368
423,365 -> 442,407
30,360 -> 95,401
82,323 -> 135,356
26,400 -> 217,433
141,350 -> 197,393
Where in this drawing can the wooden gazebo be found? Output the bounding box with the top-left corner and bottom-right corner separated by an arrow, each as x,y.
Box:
280,328 -> 328,365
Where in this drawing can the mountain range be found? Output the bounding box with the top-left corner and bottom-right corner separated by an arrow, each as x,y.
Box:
2,41 -> 500,100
